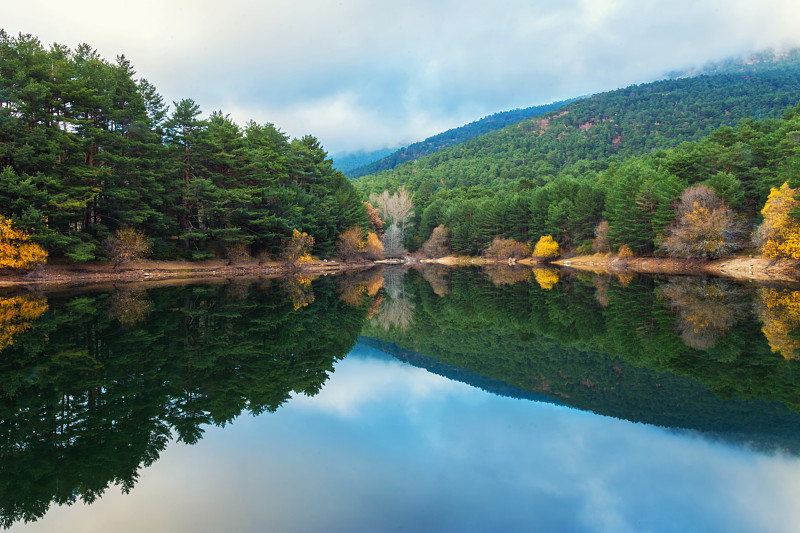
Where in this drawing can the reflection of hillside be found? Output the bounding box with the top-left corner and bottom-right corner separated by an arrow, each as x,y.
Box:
0,275 -> 369,528
361,267 -> 800,450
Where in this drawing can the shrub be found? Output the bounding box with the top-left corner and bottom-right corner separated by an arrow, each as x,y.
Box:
225,241 -> 251,262
485,237 -> 531,260
105,227 -> 151,265
661,184 -> 744,259
336,226 -> 365,261
617,244 -> 634,258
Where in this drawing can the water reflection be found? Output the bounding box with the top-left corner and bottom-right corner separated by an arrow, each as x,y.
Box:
0,275 -> 373,527
5,266 -> 800,530
14,346 -> 800,533
362,267 -> 800,448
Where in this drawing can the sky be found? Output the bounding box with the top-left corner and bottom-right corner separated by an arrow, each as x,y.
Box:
14,345 -> 800,533
5,0 -> 800,155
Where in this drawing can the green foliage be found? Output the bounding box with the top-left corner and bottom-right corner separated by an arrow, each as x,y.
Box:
0,32 -> 367,261
353,57 -> 800,258
346,100 -> 573,178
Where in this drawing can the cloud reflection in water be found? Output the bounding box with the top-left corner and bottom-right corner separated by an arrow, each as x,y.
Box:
14,343 -> 800,533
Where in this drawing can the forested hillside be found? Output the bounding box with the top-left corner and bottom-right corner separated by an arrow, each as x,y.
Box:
354,52 -> 800,256
0,31 -> 367,262
345,100 -> 572,178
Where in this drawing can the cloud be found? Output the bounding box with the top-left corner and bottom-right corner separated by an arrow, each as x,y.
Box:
16,345 -> 800,533
4,0 -> 800,153
287,345 -> 464,417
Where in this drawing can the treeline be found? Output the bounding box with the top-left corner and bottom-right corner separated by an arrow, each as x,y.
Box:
0,31 -> 368,261
345,99 -> 573,178
354,53 -> 800,257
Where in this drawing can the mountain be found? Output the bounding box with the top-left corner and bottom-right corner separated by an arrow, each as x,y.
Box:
344,100 -> 574,178
331,147 -> 396,174
354,49 -> 800,198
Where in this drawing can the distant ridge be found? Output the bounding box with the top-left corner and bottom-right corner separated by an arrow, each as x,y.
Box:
354,48 -> 800,199
344,99 -> 575,178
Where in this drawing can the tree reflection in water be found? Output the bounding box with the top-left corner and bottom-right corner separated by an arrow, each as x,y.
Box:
0,273 -> 373,527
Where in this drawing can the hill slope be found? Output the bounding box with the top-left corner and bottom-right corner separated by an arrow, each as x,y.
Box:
345,100 -> 573,178
355,50 -> 800,197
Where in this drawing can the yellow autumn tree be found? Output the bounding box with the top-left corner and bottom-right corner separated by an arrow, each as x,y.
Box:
754,182 -> 800,259
283,229 -> 314,266
0,215 -> 47,270
532,235 -> 559,261
364,232 -> 384,260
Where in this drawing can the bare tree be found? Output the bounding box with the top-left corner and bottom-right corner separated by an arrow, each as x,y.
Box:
382,224 -> 405,258
370,187 -> 414,256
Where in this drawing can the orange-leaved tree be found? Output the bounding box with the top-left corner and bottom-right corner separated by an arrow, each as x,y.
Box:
364,232 -> 384,260
754,182 -> 800,259
0,215 -> 47,270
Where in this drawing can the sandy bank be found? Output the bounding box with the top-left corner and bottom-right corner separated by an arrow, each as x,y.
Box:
0,259 -> 375,289
554,254 -> 799,282
420,253 -> 799,282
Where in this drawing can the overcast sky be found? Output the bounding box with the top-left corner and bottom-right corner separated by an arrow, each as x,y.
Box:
5,0 -> 800,155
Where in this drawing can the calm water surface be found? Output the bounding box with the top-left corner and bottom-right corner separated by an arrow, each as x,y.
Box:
4,267 -> 800,532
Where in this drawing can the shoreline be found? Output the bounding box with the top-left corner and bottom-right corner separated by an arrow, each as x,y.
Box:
421,254 -> 800,283
2,253 -> 798,290
552,254 -> 800,283
0,259 -> 376,290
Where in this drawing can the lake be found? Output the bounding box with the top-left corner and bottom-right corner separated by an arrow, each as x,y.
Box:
3,266 -> 800,532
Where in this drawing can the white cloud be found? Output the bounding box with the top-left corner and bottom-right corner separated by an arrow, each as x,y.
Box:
287,348 -> 465,417
4,0 -> 800,153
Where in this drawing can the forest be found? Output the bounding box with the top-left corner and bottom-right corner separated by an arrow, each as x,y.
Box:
354,52 -> 800,259
4,31 -> 800,268
0,31 -> 370,263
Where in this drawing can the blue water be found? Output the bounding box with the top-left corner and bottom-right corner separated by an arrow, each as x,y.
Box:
13,343 -> 800,533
